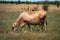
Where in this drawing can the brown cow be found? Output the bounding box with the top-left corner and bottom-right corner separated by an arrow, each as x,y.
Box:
12,9 -> 47,31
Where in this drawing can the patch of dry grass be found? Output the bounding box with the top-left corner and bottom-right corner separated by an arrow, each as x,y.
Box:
0,4 -> 60,40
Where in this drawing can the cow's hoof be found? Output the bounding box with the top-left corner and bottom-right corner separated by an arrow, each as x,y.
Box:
12,27 -> 17,32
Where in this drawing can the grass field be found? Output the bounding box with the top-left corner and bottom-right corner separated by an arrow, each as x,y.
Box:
0,4 -> 60,40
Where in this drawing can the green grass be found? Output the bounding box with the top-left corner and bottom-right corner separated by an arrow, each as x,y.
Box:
0,8 -> 60,40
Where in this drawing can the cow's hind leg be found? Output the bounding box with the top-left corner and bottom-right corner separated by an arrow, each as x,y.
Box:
40,20 -> 47,32
27,24 -> 32,31
44,19 -> 47,31
40,20 -> 45,31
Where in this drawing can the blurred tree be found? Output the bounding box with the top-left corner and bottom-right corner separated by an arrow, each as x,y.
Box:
55,0 -> 60,8
11,0 -> 13,4
18,0 -> 20,4
42,0 -> 49,11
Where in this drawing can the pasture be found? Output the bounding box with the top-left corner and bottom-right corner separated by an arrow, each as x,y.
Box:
0,4 -> 60,40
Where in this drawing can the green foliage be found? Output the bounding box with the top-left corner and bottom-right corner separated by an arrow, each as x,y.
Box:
42,0 -> 49,11
54,1 -> 60,7
42,4 -> 49,11
0,1 -> 60,5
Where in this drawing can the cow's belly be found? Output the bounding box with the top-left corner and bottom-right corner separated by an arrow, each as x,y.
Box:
23,16 -> 40,24
29,20 -> 40,25
30,18 -> 40,24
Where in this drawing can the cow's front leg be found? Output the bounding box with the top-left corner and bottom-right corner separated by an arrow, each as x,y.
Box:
20,23 -> 25,31
12,27 -> 17,32
12,23 -> 18,31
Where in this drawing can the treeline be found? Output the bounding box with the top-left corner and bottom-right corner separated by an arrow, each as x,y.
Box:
0,1 -> 60,5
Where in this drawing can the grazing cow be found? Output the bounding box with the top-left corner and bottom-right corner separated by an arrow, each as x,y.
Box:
12,9 -> 47,31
